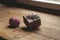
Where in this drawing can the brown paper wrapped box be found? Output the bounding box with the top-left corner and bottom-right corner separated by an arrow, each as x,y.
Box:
23,15 -> 41,29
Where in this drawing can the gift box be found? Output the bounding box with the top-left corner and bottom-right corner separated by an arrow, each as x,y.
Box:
23,15 -> 41,29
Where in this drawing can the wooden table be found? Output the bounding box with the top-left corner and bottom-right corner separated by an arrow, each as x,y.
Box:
0,4 -> 60,40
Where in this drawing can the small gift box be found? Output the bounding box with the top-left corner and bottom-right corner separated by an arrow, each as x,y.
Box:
23,13 -> 41,29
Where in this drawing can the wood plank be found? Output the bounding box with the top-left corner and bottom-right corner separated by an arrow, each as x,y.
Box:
17,33 -> 55,40
0,22 -> 33,40
0,7 -> 60,26
35,22 -> 60,40
0,4 -> 60,40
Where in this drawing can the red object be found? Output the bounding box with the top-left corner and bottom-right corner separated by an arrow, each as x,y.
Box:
9,17 -> 20,27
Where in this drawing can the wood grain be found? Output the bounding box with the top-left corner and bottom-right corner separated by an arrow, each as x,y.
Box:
0,4 -> 60,40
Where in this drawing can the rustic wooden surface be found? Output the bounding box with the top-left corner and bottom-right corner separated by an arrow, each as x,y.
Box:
0,4 -> 60,40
